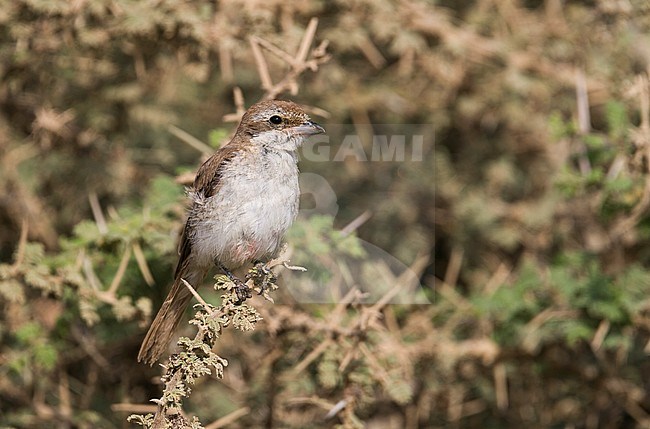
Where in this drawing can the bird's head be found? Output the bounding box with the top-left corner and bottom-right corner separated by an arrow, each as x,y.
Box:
236,100 -> 325,151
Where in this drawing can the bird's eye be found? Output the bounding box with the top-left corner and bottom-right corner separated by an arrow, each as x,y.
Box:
269,115 -> 283,125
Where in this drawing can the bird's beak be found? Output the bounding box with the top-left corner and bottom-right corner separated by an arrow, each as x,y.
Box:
292,120 -> 325,136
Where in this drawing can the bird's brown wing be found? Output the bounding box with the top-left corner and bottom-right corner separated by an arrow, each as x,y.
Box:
174,143 -> 242,278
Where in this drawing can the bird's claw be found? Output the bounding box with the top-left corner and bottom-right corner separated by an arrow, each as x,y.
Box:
233,280 -> 252,304
217,263 -> 251,305
246,261 -> 277,296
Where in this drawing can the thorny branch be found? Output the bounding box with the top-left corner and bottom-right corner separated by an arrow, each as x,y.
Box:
129,259 -> 306,429
222,18 -> 331,124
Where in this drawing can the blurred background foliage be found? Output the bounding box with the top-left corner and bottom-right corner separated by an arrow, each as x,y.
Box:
2,0 -> 650,428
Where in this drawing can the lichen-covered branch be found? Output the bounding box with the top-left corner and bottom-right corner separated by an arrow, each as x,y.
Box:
128,259 -> 304,428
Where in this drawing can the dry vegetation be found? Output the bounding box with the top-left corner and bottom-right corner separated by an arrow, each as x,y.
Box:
2,0 -> 650,428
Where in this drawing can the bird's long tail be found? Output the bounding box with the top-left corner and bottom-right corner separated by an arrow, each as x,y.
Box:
138,264 -> 206,365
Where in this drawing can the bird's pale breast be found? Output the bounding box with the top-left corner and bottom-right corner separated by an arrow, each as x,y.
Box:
188,147 -> 299,271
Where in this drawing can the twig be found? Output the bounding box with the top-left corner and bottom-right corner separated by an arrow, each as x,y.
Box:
443,246 -> 463,288
82,256 -> 103,291
483,262 -> 511,295
356,36 -> 386,69
233,87 -> 246,116
108,245 -> 132,295
290,337 -> 333,376
329,287 -> 363,328
204,407 -> 251,429
168,124 -> 213,155
281,261 -> 307,272
493,363 -> 508,411
324,399 -> 348,420
371,254 -> 429,309
112,403 -> 158,413
10,220 -> 29,273
296,18 -> 319,64
340,210 -> 372,236
248,18 -> 330,100
58,369 -> 72,419
218,39 -> 234,83
303,104 -> 331,118
133,243 -> 155,286
88,192 -> 108,235
575,69 -> 592,175
285,396 -> 336,411
180,278 -> 210,311
591,319 -> 611,352
252,35 -> 298,67
249,36 -> 274,91
223,87 -> 247,123
358,343 -> 393,391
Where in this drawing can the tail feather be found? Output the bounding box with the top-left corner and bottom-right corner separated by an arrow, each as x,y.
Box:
138,266 -> 205,365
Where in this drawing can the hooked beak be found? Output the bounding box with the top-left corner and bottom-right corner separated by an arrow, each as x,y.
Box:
292,120 -> 325,136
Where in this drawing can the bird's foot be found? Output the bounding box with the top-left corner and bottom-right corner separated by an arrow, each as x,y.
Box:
233,281 -> 252,305
218,264 -> 251,305
246,261 -> 278,300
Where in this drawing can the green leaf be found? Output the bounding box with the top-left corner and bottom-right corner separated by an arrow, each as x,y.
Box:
605,176 -> 633,193
562,321 -> 593,346
15,322 -> 42,344
605,100 -> 629,139
145,175 -> 183,210
208,128 -> 228,148
583,134 -> 605,149
34,343 -> 58,370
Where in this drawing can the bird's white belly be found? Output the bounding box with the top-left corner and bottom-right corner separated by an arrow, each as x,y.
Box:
189,151 -> 299,270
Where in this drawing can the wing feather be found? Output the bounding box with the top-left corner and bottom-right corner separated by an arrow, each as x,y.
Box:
174,143 -> 242,278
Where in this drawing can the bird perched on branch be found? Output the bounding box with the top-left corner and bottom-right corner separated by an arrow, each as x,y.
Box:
138,100 -> 325,365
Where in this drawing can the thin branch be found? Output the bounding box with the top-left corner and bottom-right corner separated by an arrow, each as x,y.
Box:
233,86 -> 246,116
11,220 -> 29,272
575,69 -> 592,175
281,261 -> 307,272
82,256 -> 103,291
356,36 -> 386,69
107,245 -> 132,295
252,35 -> 298,67
112,403 -> 158,414
218,39 -> 234,83
296,17 -> 319,64
443,246 -> 463,288
180,278 -> 210,311
493,363 -> 509,411
303,104 -> 331,118
285,396 -> 336,411
133,242 -> 155,286
249,36 -> 274,90
324,399 -> 348,420
340,210 -> 372,236
223,87 -> 247,123
290,337 -> 333,376
204,406 -> 251,429
168,124 -> 213,156
88,192 -> 108,235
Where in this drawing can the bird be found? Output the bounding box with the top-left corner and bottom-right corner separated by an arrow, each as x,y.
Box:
138,99 -> 325,365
